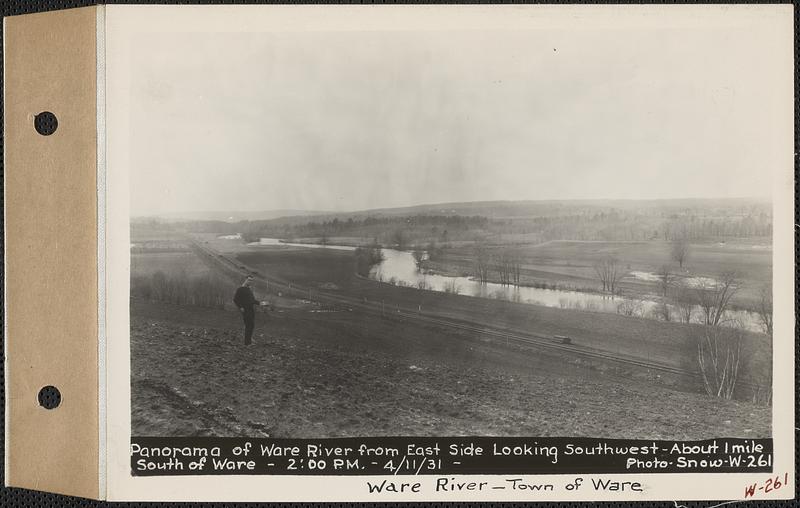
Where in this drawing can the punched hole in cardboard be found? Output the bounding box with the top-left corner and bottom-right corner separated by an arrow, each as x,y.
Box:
38,385 -> 61,410
34,111 -> 58,136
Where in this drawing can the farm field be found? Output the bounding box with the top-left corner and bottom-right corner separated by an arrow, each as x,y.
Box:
131,251 -> 211,278
131,230 -> 212,278
131,299 -> 771,439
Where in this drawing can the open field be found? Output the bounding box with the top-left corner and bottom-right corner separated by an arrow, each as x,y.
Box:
421,239 -> 771,308
131,251 -> 212,278
131,300 -> 770,438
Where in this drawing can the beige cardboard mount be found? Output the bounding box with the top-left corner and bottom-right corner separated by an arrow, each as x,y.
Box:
4,6 -> 100,499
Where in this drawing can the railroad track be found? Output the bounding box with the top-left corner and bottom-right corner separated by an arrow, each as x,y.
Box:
188,237 -> 735,385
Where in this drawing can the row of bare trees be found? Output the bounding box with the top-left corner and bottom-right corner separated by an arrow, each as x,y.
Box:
474,244 -> 491,283
658,269 -> 746,327
660,214 -> 772,242
495,250 -> 522,286
592,257 -> 625,293
472,243 -> 522,286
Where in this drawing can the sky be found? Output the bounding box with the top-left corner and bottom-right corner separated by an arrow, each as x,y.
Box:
127,8 -> 790,216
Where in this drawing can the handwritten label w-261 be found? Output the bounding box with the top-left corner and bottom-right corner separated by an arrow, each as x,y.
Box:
744,473 -> 789,498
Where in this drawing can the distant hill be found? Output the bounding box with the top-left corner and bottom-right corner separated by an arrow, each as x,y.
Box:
134,197 -> 770,226
276,197 -> 769,223
350,198 -> 770,219
135,209 -> 328,223
147,197 -> 771,243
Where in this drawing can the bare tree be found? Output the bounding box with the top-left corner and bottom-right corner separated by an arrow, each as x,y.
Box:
655,301 -> 672,322
392,229 -> 408,250
494,249 -> 520,286
443,279 -> 460,295
493,251 -> 509,285
473,242 -> 491,284
593,256 -> 624,293
672,279 -> 695,323
657,265 -> 676,297
695,271 -> 739,327
151,270 -> 167,301
696,324 -> 743,400
756,282 -> 773,336
426,241 -> 439,261
510,248 -> 522,286
753,282 -> 773,405
411,247 -> 425,272
670,237 -> 690,268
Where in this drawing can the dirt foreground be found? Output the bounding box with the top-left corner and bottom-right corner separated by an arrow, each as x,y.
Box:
131,300 -> 770,439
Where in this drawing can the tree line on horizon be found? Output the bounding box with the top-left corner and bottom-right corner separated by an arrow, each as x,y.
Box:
173,205 -> 771,247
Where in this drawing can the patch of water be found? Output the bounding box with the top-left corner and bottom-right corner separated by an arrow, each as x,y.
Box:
370,249 -> 762,333
629,271 -> 724,290
628,271 -> 660,282
683,276 -> 719,288
251,238 -> 356,251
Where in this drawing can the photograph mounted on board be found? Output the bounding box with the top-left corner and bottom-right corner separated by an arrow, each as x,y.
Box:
127,11 -> 779,447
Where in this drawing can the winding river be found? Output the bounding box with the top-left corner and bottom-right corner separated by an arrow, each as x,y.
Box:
250,238 -> 763,333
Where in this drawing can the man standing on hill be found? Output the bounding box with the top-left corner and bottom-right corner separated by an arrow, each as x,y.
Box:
233,275 -> 263,345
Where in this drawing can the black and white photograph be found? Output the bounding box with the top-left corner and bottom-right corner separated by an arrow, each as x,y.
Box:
125,5 -> 785,450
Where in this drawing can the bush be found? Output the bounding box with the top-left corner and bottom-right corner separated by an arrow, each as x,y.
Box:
616,299 -> 643,317
443,279 -> 460,295
679,322 -> 771,402
355,244 -> 384,276
695,325 -> 743,400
